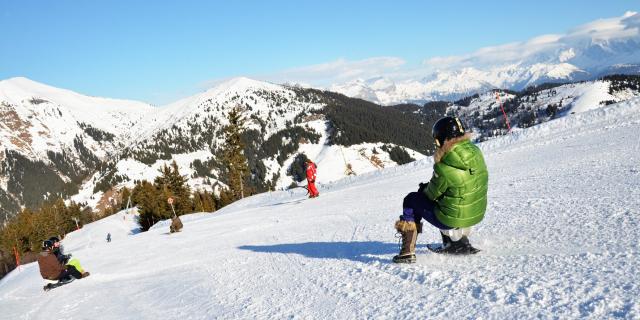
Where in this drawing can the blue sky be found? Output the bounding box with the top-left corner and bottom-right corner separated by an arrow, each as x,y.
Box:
0,0 -> 638,105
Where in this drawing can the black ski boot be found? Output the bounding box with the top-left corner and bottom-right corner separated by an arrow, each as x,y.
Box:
427,231 -> 452,253
441,232 -> 452,249
440,236 -> 480,255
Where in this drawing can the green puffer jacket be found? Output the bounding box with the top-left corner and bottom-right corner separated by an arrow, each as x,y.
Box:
423,138 -> 488,228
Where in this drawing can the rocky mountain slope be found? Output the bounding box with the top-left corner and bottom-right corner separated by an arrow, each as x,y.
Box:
0,77 -> 435,220
2,73 -> 639,221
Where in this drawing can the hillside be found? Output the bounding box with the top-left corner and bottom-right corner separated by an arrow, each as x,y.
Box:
0,98 -> 638,318
75,79 -> 435,210
450,75 -> 640,140
0,77 -> 154,213
0,77 -> 436,219
3,74 -> 640,222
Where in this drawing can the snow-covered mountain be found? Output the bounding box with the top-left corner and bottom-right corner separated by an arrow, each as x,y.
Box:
76,77 -> 430,209
1,97 -> 638,319
447,75 -> 640,139
3,72 -> 639,218
331,12 -> 640,105
0,77 -> 154,149
0,77 -> 432,217
0,77 -> 155,213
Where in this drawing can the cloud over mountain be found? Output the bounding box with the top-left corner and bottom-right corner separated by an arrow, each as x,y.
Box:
258,12 -> 640,105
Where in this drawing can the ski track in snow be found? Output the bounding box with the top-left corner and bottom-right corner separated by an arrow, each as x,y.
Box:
1,99 -> 640,319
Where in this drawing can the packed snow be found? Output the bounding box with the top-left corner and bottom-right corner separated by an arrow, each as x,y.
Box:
1,98 -> 639,319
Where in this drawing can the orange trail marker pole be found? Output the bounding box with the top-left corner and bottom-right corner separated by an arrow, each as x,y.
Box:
495,91 -> 512,132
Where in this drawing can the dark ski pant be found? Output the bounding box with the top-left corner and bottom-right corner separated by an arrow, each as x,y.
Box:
401,192 -> 452,230
58,265 -> 83,281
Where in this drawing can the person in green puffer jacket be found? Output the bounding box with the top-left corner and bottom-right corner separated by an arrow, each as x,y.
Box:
393,116 -> 488,263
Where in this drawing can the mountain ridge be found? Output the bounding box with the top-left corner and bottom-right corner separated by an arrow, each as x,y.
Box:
329,12 -> 640,105
0,77 -> 436,219
2,73 -> 639,219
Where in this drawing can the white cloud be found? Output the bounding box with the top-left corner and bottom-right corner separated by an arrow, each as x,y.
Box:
257,57 -> 407,87
423,12 -> 640,70
196,12 -> 640,92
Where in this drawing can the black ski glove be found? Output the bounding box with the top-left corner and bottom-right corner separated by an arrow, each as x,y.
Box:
418,182 -> 428,193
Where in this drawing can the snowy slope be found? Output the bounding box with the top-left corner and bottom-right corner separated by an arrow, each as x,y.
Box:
0,77 -> 157,213
1,97 -> 639,318
445,79 -> 640,142
62,209 -> 141,253
0,77 -> 155,149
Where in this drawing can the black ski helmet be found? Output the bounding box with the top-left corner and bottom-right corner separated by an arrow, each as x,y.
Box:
42,239 -> 54,250
432,116 -> 465,147
48,236 -> 60,243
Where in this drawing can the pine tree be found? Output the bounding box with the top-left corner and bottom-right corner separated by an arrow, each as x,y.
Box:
120,187 -> 131,210
154,161 -> 191,216
201,190 -> 215,212
135,180 -> 166,231
221,105 -> 249,201
192,191 -> 205,212
192,190 -> 216,213
217,188 -> 235,208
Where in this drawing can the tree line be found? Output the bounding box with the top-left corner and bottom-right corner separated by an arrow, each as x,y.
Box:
0,198 -> 90,279
128,162 -> 224,231
0,105 -> 253,279
130,105 -> 250,231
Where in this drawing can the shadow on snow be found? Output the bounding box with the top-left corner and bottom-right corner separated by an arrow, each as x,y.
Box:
239,241 -> 431,264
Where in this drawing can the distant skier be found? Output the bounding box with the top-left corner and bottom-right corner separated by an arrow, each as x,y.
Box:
38,239 -> 90,290
106,233 -> 111,242
393,117 -> 488,263
305,159 -> 320,198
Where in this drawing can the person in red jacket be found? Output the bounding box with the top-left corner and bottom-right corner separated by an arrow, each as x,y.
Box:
305,159 -> 320,198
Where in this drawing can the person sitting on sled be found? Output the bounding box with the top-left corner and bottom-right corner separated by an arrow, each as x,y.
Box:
305,159 -> 320,198
394,116 -> 488,263
38,239 -> 89,281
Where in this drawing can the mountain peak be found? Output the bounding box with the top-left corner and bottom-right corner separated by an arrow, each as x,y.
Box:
0,76 -> 61,95
205,77 -> 283,95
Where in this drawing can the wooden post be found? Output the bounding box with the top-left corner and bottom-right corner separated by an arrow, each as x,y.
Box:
13,246 -> 20,269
